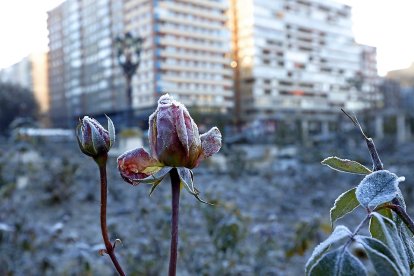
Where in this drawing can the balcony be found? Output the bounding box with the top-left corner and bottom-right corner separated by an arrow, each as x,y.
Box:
159,14 -> 223,30
157,25 -> 228,42
158,38 -> 228,53
162,75 -> 233,86
161,2 -> 225,22
158,63 -> 232,76
177,0 -> 228,10
158,50 -> 230,64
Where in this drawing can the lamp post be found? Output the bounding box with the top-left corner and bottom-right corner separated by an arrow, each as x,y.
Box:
115,32 -> 143,127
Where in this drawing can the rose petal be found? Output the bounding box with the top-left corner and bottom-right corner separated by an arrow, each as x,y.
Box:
117,148 -> 162,185
200,127 -> 222,159
174,104 -> 190,156
148,112 -> 158,158
155,104 -> 188,166
188,119 -> 202,167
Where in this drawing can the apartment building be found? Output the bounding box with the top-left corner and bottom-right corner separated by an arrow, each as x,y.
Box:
48,0 -> 233,127
48,0 -> 378,129
48,0 -> 125,127
123,0 -> 233,115
387,63 -> 414,88
357,44 -> 381,109
230,0 -> 377,122
0,53 -> 49,114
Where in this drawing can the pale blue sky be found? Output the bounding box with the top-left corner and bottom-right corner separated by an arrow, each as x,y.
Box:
0,0 -> 413,75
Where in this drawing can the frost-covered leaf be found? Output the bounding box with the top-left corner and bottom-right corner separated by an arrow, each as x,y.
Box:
106,115 -> 115,147
141,167 -> 171,195
138,166 -> 172,185
178,167 -> 196,195
148,178 -> 164,196
369,212 -> 409,274
379,187 -> 414,267
388,199 -> 414,269
369,208 -> 393,240
356,236 -> 402,276
321,157 -> 372,175
305,225 -> 351,275
309,247 -> 367,276
330,188 -> 359,227
395,188 -> 407,210
398,224 -> 414,270
177,168 -> 212,204
356,170 -> 405,210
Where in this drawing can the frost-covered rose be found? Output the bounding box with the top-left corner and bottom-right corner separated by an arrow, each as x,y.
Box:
148,94 -> 221,168
76,115 -> 115,158
117,94 -> 221,199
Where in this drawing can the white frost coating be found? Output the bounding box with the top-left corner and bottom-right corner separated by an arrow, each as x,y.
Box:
106,115 -> 115,147
175,106 -> 190,155
200,127 -> 222,158
355,170 -> 404,210
177,167 -> 196,194
305,225 -> 351,275
158,93 -> 173,106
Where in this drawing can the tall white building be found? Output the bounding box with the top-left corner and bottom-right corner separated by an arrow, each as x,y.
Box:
48,0 -> 378,130
48,0 -> 233,127
124,0 -> 233,114
48,0 -> 125,127
230,0 -> 377,122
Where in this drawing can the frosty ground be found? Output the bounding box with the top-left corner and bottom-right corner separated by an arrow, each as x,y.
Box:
1,138 -> 413,275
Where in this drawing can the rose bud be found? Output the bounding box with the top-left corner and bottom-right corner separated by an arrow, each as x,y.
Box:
76,115 -> 115,158
117,94 -> 222,194
148,94 -> 221,168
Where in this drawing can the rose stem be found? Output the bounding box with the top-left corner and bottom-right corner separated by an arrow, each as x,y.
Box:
97,154 -> 126,276
169,168 -> 181,276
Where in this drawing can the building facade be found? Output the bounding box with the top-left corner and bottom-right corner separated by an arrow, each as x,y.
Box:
48,0 -> 125,127
357,44 -> 381,109
387,63 -> 414,88
230,0 -> 378,123
48,0 -> 378,129
124,0 -> 234,116
48,0 -> 233,127
0,53 -> 49,114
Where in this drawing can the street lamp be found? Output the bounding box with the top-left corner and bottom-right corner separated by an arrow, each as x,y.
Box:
115,32 -> 143,127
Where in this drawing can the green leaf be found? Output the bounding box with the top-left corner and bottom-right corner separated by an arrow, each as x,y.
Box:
369,209 -> 392,241
321,156 -> 372,175
369,212 -> 409,275
356,236 -> 402,276
330,188 -> 359,227
309,247 -> 367,276
356,170 -> 405,210
305,225 -> 351,275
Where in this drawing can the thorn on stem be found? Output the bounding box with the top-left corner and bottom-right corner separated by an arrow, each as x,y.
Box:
113,239 -> 122,250
98,249 -> 108,256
